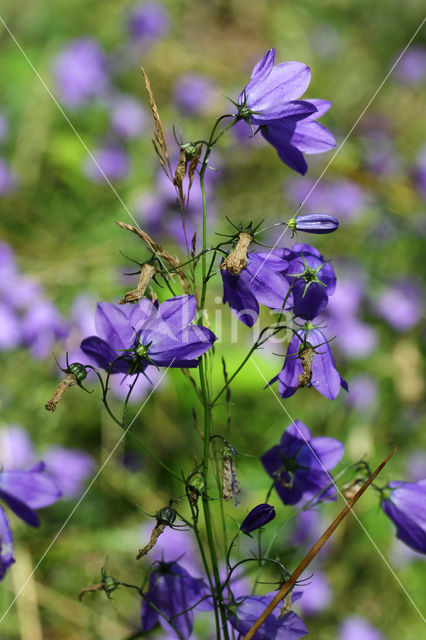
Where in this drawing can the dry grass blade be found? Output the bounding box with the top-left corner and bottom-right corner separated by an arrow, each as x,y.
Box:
141,67 -> 172,179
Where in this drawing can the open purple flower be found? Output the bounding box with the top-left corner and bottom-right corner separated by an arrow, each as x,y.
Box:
239,49 -> 314,125
221,249 -> 293,327
0,463 -> 61,580
260,99 -> 336,175
240,503 -> 276,534
229,591 -> 307,640
269,327 -> 347,400
261,420 -> 344,505
380,480 -> 426,553
81,295 -> 216,373
283,243 -> 336,320
141,560 -> 211,638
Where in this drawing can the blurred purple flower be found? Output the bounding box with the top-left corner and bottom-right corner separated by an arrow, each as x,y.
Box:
406,452 -> 426,483
374,281 -> 422,331
127,3 -> 170,42
381,480 -> 426,553
21,299 -> 69,359
394,45 -> 426,85
287,177 -> 367,222
221,249 -> 292,327
52,38 -> 109,109
141,560 -> 210,638
345,375 -> 378,411
337,616 -> 386,640
84,144 -> 130,182
261,420 -> 344,506
173,73 -> 216,116
0,302 -> 21,350
413,145 -> 426,197
0,426 -> 35,470
109,95 -> 147,139
41,447 -> 95,499
0,159 -> 18,195
298,570 -> 332,617
283,243 -> 336,320
0,463 -> 61,580
269,328 -> 348,400
229,591 -> 307,640
81,295 -> 216,373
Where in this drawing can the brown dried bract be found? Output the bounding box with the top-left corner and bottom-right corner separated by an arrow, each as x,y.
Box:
222,455 -> 241,503
297,346 -> 316,388
136,522 -> 167,559
120,263 -> 157,304
45,373 -> 78,412
78,582 -> 106,602
278,593 -> 293,618
220,232 -> 253,275
115,221 -> 190,293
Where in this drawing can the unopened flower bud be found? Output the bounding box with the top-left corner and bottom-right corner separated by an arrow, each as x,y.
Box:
288,213 -> 339,234
156,503 -> 177,527
240,503 -> 276,535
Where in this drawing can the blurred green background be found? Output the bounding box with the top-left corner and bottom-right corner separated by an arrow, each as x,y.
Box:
0,1 -> 425,639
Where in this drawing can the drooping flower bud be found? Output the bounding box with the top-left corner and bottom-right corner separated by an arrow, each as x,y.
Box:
288,213 -> 339,234
220,232 -> 253,275
240,503 -> 276,535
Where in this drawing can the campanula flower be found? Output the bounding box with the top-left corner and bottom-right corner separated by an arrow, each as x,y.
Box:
261,420 -> 344,505
337,616 -> 386,640
260,99 -> 336,174
127,2 -> 171,42
109,95 -> 147,140
221,249 -> 292,327
239,48 -> 314,125
283,243 -> 336,320
84,144 -> 131,182
229,591 -> 307,640
380,480 -> 426,553
269,328 -> 348,400
173,73 -> 217,116
240,503 -> 276,534
0,463 -> 61,580
141,560 -> 211,638
288,213 -> 339,234
81,295 -> 216,373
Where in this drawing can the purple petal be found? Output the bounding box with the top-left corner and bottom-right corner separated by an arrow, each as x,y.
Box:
309,330 -> 342,400
0,506 -> 14,580
80,336 -> 129,373
291,120 -> 336,154
310,436 -> 344,469
250,48 -> 275,80
95,303 -> 134,348
222,270 -> 259,327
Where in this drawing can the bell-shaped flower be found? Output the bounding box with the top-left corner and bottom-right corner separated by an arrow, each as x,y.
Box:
221,250 -> 293,327
283,243 -> 336,320
289,213 -> 339,235
81,295 -> 216,373
0,463 -> 62,581
260,99 -> 336,175
380,480 -> 426,553
141,560 -> 211,638
270,327 -> 347,400
229,591 -> 307,640
261,420 -> 344,505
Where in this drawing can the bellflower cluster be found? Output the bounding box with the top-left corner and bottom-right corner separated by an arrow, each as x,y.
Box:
261,421 -> 344,505
238,48 -> 336,174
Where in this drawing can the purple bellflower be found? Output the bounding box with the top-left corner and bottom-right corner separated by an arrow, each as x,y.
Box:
127,2 -> 170,42
173,73 -> 217,116
261,420 -> 344,506
289,213 -> 339,234
52,38 -> 109,109
81,295 -> 216,373
380,480 -> 426,553
240,503 -> 276,534
337,616 -> 386,640
84,144 -> 130,182
221,249 -> 293,327
0,463 -> 61,580
229,591 -> 307,640
238,49 -> 335,174
141,560 -> 211,638
109,95 -> 147,140
298,570 -> 332,617
283,243 -> 336,320
269,327 -> 348,400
